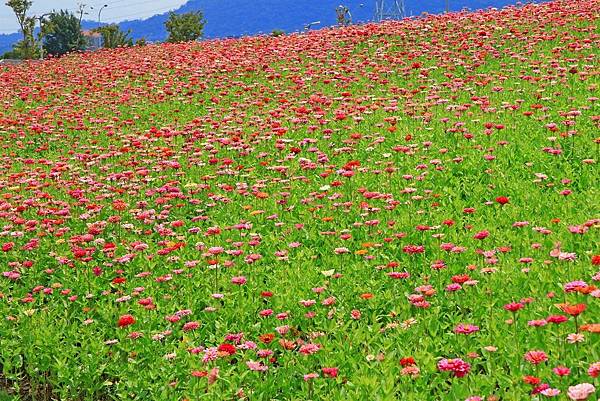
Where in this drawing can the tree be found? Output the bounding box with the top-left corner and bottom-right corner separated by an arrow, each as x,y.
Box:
165,11 -> 205,43
5,0 -> 37,59
94,24 -> 133,49
42,10 -> 86,56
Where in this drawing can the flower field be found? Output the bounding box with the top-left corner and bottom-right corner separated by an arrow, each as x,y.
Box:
0,0 -> 599,400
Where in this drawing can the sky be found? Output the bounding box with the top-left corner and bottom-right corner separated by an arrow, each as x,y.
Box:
0,0 -> 188,34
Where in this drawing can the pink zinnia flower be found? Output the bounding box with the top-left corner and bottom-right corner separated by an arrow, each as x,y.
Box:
208,367 -> 219,385
182,321 -> 200,332
473,230 -> 489,240
246,360 -> 268,372
401,365 -> 420,377
587,362 -> 600,378
231,276 -> 247,285
567,383 -> 595,400
303,373 -> 319,381
437,358 -> 471,377
553,366 -> 571,376
454,324 -> 480,335
202,347 -> 218,363
524,350 -> 548,365
541,388 -> 561,397
546,315 -> 568,324
504,302 -> 524,312
298,343 -> 320,355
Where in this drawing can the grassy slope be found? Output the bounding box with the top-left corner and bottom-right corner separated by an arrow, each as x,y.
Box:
0,1 -> 598,400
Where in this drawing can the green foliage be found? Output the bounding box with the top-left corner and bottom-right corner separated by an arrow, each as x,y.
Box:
1,49 -> 19,59
8,36 -> 39,60
5,0 -> 37,59
135,37 -> 148,47
42,10 -> 86,57
5,0 -> 30,16
165,11 -> 205,43
0,2 -> 598,400
271,29 -> 285,37
94,24 -> 133,49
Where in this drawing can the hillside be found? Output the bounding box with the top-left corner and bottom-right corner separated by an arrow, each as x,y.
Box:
2,0 -> 533,54
0,1 -> 598,400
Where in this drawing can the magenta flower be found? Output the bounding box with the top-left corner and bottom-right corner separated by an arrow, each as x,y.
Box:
454,323 -> 480,335
437,358 -> 471,378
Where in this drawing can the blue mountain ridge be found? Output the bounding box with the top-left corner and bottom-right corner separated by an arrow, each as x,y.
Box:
1,0 -> 533,54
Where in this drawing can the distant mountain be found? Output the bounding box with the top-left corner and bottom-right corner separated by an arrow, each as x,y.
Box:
1,0 -> 534,55
0,32 -> 21,55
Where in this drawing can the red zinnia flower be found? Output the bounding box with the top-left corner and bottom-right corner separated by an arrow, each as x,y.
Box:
546,315 -> 568,324
322,367 -> 338,378
504,302 -> 524,312
118,314 -> 135,327
400,357 -> 416,367
523,375 -> 541,385
217,343 -> 237,356
473,230 -> 490,240
495,196 -> 509,205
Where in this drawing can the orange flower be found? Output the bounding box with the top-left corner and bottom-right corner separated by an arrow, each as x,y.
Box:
557,303 -> 587,316
279,339 -> 296,350
259,333 -> 275,344
112,200 -> 128,211
579,285 -> 597,294
580,323 -> 600,333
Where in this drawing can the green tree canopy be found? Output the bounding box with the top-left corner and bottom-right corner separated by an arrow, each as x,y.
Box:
5,0 -> 37,59
165,11 -> 205,43
94,24 -> 133,49
42,10 -> 86,56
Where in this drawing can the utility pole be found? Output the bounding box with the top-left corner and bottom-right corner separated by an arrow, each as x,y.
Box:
95,5 -> 108,49
445,0 -> 449,13
97,4 -> 108,26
